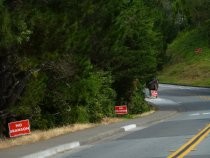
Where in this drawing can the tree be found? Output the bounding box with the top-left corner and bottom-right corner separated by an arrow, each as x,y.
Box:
0,0 -> 174,134
172,0 -> 210,26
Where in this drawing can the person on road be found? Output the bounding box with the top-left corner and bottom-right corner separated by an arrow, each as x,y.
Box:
146,77 -> 159,98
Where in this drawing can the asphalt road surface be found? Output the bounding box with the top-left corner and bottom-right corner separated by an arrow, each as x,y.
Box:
51,84 -> 210,158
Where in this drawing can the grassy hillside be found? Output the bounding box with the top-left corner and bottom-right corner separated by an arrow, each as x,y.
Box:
158,28 -> 210,87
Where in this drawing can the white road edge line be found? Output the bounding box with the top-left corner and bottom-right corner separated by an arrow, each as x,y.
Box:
121,124 -> 137,131
202,112 -> 210,115
190,113 -> 200,116
21,141 -> 80,158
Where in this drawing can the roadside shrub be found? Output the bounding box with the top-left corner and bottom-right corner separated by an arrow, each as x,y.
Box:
127,80 -> 150,114
39,57 -> 116,126
63,106 -> 89,124
31,117 -> 50,130
76,71 -> 115,123
65,59 -> 116,123
9,72 -> 47,122
128,91 -> 150,114
42,83 -> 75,126
99,72 -> 116,117
76,106 -> 89,123
87,99 -> 103,123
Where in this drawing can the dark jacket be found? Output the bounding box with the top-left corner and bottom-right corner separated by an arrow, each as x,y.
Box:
147,79 -> 158,90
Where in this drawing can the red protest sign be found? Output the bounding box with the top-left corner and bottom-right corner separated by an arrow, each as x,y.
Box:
115,105 -> 128,115
195,48 -> 202,54
8,119 -> 31,138
151,90 -> 158,97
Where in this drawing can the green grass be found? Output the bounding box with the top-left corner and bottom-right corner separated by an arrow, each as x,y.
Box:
159,28 -> 210,87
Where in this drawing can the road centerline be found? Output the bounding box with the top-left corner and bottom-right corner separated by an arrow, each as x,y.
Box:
167,123 -> 210,158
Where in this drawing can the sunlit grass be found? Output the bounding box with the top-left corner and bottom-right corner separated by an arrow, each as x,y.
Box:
159,28 -> 210,87
159,59 -> 210,86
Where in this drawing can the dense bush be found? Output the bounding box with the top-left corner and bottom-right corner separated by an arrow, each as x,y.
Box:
0,0 -> 178,133
128,91 -> 150,114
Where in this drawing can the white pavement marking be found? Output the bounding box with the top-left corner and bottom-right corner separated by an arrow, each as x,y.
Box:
190,113 -> 200,116
145,97 -> 179,105
160,84 -> 209,90
202,112 -> 210,115
130,126 -> 147,132
189,112 -> 210,116
121,124 -> 137,131
21,142 -> 80,158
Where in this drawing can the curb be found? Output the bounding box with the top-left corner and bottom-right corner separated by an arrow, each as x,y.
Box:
17,111 -> 177,158
121,124 -> 137,131
20,110 -> 177,158
80,128 -> 123,145
21,124 -> 137,158
21,141 -> 80,158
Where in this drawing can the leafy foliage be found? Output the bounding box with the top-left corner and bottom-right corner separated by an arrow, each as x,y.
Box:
128,79 -> 150,114
0,0 -> 180,133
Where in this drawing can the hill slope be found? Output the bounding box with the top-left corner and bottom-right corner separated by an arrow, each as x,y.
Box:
158,28 -> 210,86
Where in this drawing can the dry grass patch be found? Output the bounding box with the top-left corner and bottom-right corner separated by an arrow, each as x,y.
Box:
0,112 -> 154,150
101,117 -> 125,125
0,123 -> 95,150
0,118 -> 124,149
133,110 -> 155,118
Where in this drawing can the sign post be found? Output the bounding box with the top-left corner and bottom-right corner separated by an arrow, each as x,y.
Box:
8,119 -> 31,138
115,105 -> 128,115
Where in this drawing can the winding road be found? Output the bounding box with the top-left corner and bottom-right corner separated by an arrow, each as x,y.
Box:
51,84 -> 210,158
